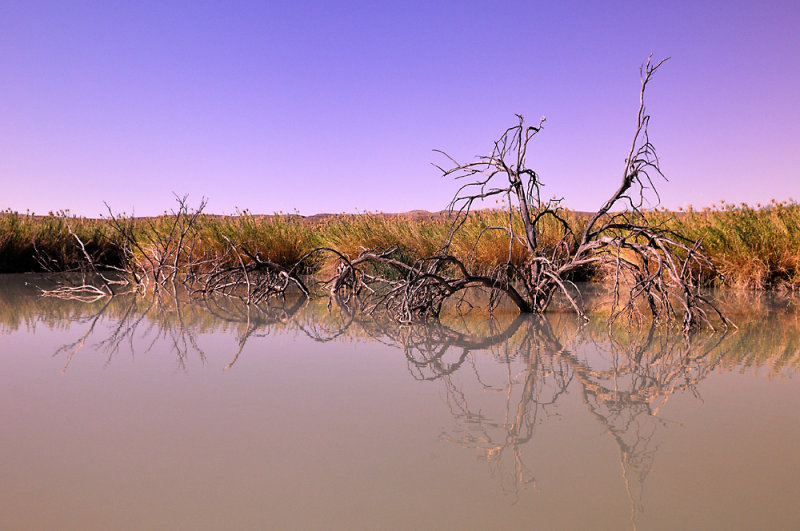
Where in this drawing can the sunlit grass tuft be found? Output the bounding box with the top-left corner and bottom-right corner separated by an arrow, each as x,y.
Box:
670,200 -> 800,290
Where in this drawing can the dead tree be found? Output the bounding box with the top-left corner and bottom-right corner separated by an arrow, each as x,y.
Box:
102,194 -> 208,292
334,56 -> 730,331
41,58 -> 731,331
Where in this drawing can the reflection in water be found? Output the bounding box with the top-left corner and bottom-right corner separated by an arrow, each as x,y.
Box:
2,276 -> 800,528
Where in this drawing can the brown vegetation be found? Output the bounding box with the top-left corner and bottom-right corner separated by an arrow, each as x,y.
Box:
4,205 -> 799,293
4,58 -> 795,329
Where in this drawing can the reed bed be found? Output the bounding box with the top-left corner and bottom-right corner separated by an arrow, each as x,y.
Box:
670,200 -> 800,290
0,210 -> 118,273
2,203 -> 799,291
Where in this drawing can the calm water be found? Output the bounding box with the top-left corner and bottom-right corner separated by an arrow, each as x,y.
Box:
1,275 -> 799,530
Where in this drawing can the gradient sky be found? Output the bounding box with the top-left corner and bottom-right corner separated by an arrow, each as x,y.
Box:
1,1 -> 798,216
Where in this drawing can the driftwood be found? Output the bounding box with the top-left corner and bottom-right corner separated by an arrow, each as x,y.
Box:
41,58 -> 730,331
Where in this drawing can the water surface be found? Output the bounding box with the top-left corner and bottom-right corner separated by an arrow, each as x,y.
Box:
2,275 -> 799,529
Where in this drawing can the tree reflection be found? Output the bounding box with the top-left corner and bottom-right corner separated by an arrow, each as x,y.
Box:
572,329 -> 729,525
4,282 -> 799,527
388,314 -> 735,525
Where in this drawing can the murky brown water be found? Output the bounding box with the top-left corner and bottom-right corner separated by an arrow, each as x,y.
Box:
1,275 -> 799,530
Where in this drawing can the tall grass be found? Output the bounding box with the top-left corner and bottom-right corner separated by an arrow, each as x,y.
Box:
0,210 -> 117,273
2,203 -> 799,290
668,200 -> 800,290
193,209 -> 583,275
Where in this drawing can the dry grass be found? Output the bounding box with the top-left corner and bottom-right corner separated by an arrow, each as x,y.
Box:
2,202 -> 799,290
664,200 -> 800,290
0,210 -> 118,273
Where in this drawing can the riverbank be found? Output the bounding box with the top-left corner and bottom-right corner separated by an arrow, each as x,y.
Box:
2,202 -> 798,291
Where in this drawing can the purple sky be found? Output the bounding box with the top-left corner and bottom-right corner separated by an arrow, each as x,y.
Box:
2,1 -> 798,216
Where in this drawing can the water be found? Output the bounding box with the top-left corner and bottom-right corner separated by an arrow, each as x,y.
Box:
2,275 -> 799,530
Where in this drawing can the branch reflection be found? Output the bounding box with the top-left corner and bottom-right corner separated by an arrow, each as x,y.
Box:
4,279 -> 799,526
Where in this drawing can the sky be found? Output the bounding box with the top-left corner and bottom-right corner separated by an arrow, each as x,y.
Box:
1,0 -> 798,216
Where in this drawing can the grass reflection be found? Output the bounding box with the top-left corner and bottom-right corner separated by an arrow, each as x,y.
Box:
2,277 -> 799,526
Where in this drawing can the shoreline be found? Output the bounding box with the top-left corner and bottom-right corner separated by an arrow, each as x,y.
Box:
2,205 -> 799,291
